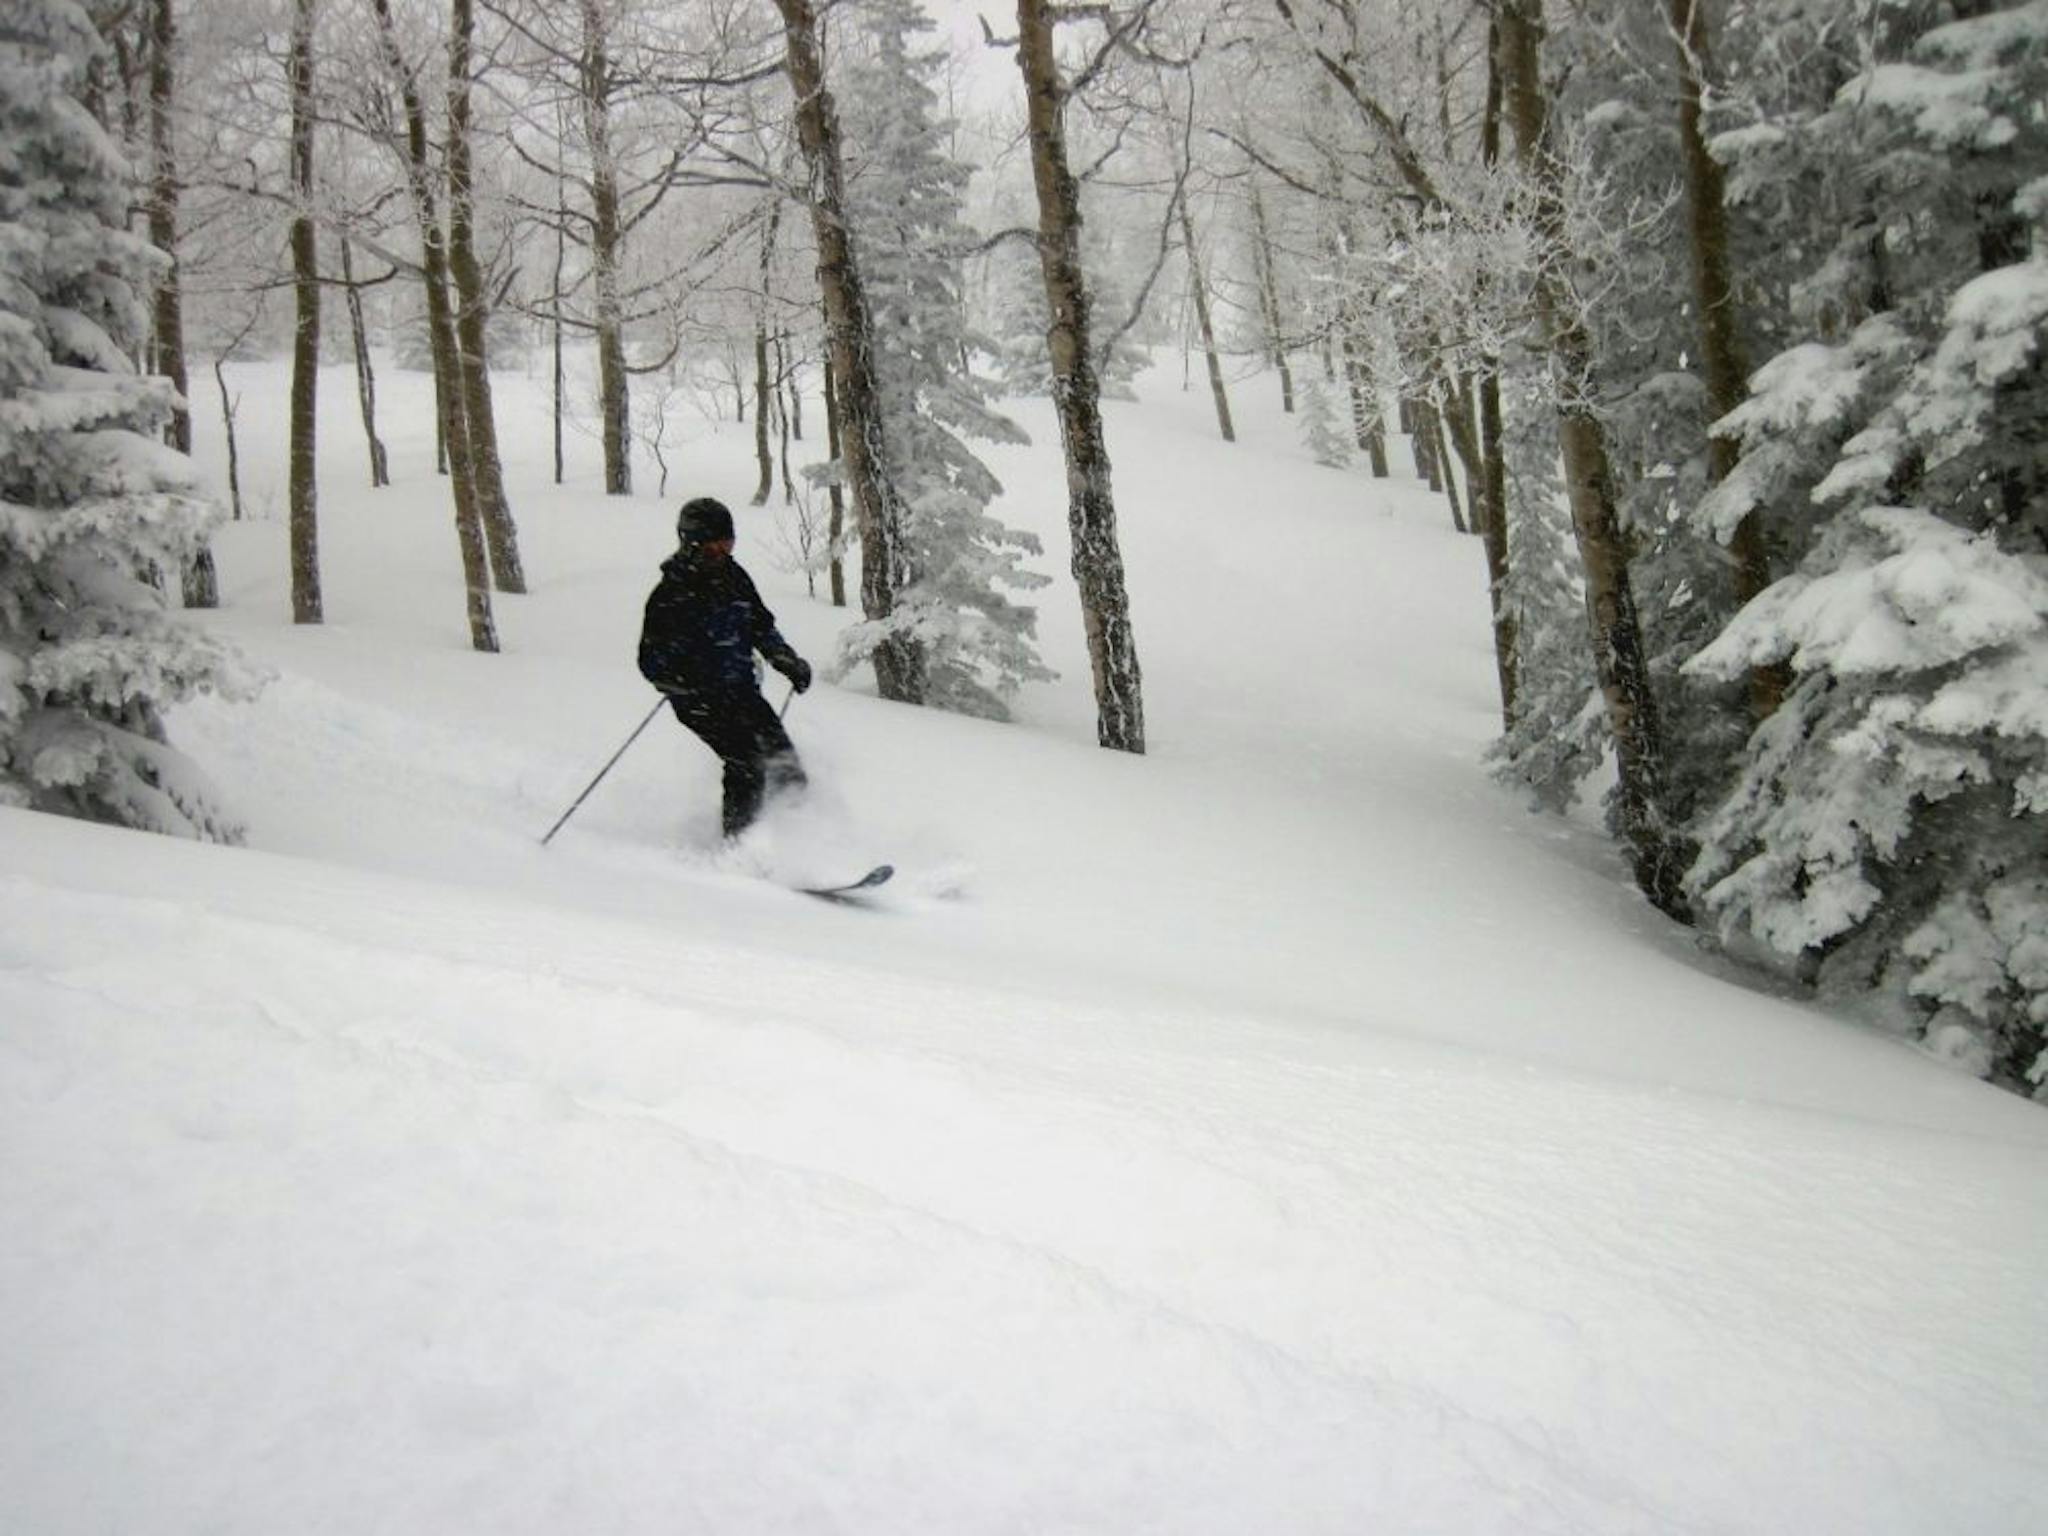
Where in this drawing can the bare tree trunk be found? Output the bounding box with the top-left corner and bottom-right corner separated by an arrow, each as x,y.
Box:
777,371 -> 796,505
287,0 -> 321,625
83,44 -> 107,134
371,0 -> 496,653
1015,0 -> 1145,752
774,0 -> 924,702
1462,20 -> 1518,727
1477,370 -> 1517,718
425,265 -> 498,652
647,408 -> 672,499
1410,397 -> 1441,488
581,0 -> 630,495
110,31 -> 143,197
1179,269 -> 1194,388
147,0 -> 216,609
448,0 -> 524,593
212,355 -> 243,521
551,102 -> 567,486
1246,170 -> 1294,413
1440,386 -> 1481,524
1431,410 -> 1464,528
1670,0 -> 1781,721
1342,329 -> 1389,476
338,238 -> 390,488
1423,402 -> 1464,528
1441,372 -> 1517,724
821,352 -> 848,608
752,192 -> 782,507
1498,0 -> 1685,920
146,0 -> 186,455
782,335 -> 802,441
1178,197 -> 1235,443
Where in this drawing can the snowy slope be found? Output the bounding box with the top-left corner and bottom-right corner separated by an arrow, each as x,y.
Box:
5,352 -> 2046,1535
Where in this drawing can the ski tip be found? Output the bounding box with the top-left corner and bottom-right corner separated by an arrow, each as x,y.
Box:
799,863 -> 895,899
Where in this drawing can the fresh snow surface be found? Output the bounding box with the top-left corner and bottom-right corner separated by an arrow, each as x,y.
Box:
5,350 -> 2046,1536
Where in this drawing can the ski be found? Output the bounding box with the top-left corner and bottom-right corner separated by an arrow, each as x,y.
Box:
798,864 -> 894,901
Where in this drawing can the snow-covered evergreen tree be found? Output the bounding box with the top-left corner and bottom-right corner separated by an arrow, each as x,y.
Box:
829,0 -> 1053,719
1688,1 -> 2048,1092
1296,373 -> 1352,468
987,240 -> 1051,394
1488,367 -> 1604,810
988,202 -> 1149,403
1,0 -> 250,838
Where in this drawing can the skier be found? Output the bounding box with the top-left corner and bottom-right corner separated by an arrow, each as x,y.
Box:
638,496 -> 814,839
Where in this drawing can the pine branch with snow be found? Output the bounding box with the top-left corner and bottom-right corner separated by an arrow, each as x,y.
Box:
1679,1 -> 2048,1090
1687,503 -> 2048,1082
1488,370 -> 1603,811
824,0 -> 1055,719
0,0 -> 257,840
1296,375 -> 1352,468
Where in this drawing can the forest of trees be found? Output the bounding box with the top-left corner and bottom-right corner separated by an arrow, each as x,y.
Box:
4,0 -> 2045,1096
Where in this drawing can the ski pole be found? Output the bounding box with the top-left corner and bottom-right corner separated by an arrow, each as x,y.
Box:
778,682 -> 798,721
540,697 -> 668,847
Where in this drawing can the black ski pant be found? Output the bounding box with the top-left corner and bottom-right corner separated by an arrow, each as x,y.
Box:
668,685 -> 806,838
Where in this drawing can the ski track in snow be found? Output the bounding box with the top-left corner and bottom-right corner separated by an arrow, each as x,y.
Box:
5,355 -> 2048,1534
6,828 -> 2043,1535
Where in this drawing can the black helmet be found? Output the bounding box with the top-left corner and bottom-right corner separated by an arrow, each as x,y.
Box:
677,496 -> 736,545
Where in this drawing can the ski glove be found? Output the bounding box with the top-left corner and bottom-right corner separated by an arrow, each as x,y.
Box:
777,656 -> 813,694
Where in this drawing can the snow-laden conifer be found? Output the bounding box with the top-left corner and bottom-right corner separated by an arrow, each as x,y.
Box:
828,0 -> 1053,719
1689,2 -> 2048,1090
1487,370 -> 1603,809
988,210 -> 1148,403
1296,374 -> 1352,469
1,0 -> 251,838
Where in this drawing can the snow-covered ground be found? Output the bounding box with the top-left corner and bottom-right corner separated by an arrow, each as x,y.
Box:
5,347 -> 2046,1534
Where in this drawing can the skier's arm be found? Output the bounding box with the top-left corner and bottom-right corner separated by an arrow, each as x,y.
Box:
740,570 -> 811,691
638,584 -> 699,693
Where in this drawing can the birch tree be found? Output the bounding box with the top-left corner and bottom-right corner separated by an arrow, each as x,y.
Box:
1178,192 -> 1235,442
1494,0 -> 1689,920
144,0 -> 217,608
287,0 -> 320,624
447,0 -> 523,592
577,0 -> 632,494
367,0 -> 497,652
771,0 -> 925,703
1011,0 -> 1146,752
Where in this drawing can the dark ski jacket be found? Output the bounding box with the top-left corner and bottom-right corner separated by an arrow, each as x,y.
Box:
638,548 -> 800,697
